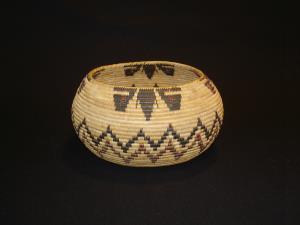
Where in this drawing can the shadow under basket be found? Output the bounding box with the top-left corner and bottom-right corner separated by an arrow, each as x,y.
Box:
71,61 -> 224,167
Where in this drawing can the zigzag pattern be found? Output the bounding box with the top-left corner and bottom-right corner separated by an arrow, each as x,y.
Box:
72,111 -> 222,164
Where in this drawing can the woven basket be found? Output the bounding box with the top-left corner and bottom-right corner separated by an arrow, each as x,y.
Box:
71,61 -> 224,167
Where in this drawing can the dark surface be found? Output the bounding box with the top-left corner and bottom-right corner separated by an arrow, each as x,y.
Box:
2,1 -> 297,225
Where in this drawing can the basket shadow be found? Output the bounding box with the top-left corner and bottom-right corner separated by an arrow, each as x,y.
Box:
62,134 -> 219,185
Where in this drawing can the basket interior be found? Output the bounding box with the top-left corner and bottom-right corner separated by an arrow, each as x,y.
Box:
88,62 -> 202,87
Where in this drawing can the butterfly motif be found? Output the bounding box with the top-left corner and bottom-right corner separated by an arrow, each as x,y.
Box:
113,87 -> 181,121
124,63 -> 175,79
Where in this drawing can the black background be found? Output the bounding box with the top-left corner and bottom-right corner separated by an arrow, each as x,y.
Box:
2,1 -> 297,225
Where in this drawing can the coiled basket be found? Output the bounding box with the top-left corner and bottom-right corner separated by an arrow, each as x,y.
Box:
71,61 -> 224,167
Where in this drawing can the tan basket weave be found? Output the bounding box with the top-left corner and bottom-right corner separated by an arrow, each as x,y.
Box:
71,61 -> 224,167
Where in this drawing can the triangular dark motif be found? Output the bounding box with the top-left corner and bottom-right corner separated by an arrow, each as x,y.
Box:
113,87 -> 181,120
73,111 -> 222,164
136,89 -> 158,121
157,88 -> 181,111
124,64 -> 175,79
113,87 -> 137,112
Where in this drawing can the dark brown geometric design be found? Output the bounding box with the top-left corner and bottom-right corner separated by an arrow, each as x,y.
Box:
124,63 -> 175,79
205,79 -> 216,94
124,64 -> 142,76
74,111 -> 222,164
157,87 -> 181,111
142,64 -> 157,79
113,87 -> 182,121
156,64 -> 175,76
113,87 -> 137,111
136,89 -> 158,121
77,79 -> 86,94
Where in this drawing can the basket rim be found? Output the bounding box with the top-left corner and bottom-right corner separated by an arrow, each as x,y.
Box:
86,61 -> 207,89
